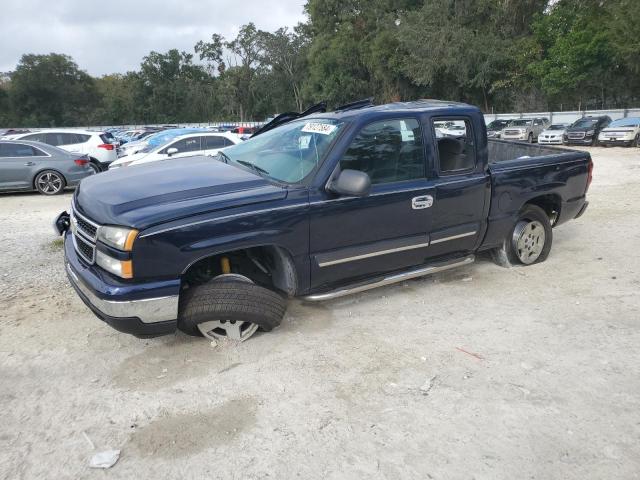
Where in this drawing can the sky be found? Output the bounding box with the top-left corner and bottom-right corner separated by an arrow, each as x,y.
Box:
0,0 -> 307,76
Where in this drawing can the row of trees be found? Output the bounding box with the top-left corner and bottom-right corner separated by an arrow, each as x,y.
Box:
1,0 -> 639,127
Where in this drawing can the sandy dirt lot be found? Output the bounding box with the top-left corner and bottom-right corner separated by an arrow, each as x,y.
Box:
1,146 -> 639,479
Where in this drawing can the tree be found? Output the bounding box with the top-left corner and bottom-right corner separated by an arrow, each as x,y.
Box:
9,53 -> 98,126
260,26 -> 309,111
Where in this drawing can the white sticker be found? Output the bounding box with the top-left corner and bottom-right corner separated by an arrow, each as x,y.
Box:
301,122 -> 337,135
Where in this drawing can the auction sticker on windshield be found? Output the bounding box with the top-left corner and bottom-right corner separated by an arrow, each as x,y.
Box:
301,122 -> 337,135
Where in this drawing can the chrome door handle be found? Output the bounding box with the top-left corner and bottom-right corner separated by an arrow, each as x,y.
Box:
24,162 -> 36,166
412,195 -> 433,209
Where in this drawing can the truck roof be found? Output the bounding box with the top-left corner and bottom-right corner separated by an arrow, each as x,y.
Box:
306,99 -> 479,122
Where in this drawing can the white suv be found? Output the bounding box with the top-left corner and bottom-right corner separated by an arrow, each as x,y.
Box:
109,132 -> 242,169
10,129 -> 117,173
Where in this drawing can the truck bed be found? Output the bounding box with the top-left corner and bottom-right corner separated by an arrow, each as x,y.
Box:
481,139 -> 591,250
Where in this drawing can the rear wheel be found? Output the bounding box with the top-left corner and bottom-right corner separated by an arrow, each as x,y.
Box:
34,170 -> 65,195
178,275 -> 287,342
491,204 -> 552,267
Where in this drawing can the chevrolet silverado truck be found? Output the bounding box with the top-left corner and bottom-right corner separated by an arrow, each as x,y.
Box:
54,100 -> 592,342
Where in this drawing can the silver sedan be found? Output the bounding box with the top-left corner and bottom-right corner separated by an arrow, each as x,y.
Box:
0,140 -> 93,195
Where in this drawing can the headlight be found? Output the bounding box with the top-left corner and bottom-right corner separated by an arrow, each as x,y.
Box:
96,250 -> 133,279
98,225 -> 138,251
586,130 -> 595,136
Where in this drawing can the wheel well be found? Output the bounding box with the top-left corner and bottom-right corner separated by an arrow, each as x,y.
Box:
32,169 -> 67,189
525,194 -> 561,226
181,246 -> 298,296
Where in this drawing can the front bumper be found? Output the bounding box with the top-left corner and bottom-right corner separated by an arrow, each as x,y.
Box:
63,230 -> 179,337
538,137 -> 563,145
597,138 -> 634,146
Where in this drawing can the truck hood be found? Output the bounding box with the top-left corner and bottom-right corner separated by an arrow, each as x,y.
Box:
75,155 -> 287,229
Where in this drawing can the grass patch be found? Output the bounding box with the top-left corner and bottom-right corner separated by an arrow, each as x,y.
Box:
49,238 -> 64,250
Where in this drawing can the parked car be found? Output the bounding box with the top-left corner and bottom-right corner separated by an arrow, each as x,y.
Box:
10,129 -> 117,173
501,118 -> 549,143
0,140 -> 92,195
109,132 -> 241,169
486,119 -> 512,139
55,100 -> 591,342
564,116 -> 611,146
597,117 -> 640,147
538,123 -> 569,145
117,128 -> 207,158
435,121 -> 467,138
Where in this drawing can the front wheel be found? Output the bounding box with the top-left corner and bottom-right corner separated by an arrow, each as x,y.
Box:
178,278 -> 287,342
634,135 -> 640,147
528,133 -> 533,143
88,162 -> 101,174
491,204 -> 553,267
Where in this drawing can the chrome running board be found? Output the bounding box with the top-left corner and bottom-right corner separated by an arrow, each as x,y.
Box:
303,255 -> 475,302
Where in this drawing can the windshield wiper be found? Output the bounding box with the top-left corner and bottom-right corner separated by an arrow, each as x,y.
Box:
215,151 -> 231,163
236,160 -> 270,176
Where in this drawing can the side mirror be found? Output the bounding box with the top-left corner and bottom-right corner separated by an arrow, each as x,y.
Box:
328,169 -> 371,197
166,147 -> 178,156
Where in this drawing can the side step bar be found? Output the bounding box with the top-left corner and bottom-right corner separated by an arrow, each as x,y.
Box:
303,255 -> 475,302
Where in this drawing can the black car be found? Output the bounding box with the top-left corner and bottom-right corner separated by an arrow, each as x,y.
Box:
564,116 -> 611,146
486,119 -> 512,138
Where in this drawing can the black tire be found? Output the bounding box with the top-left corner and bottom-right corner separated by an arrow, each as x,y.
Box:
88,162 -> 101,174
528,133 -> 533,143
34,170 -> 66,195
491,204 -> 552,268
178,280 -> 287,337
634,135 -> 640,148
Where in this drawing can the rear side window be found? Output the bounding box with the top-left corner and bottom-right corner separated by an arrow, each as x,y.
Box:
22,133 -> 46,142
340,118 -> 425,184
162,137 -> 202,154
0,143 -> 38,157
74,134 -> 91,143
432,118 -> 476,173
204,136 -> 226,149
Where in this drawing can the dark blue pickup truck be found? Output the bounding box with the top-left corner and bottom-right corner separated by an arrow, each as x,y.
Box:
55,100 -> 591,342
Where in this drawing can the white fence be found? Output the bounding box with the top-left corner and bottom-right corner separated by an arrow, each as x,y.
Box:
484,108 -> 640,125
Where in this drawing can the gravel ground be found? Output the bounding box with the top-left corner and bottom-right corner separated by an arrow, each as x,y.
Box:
1,146 -> 639,479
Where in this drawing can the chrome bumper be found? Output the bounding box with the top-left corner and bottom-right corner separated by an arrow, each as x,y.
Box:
66,262 -> 179,323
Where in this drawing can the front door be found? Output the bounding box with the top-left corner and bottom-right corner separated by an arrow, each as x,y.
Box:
0,143 -> 36,190
309,117 -> 434,291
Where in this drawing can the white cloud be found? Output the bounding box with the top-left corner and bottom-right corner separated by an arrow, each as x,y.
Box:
0,0 -> 306,76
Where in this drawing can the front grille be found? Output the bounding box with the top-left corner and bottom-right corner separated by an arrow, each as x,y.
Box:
568,132 -> 586,139
71,203 -> 100,264
504,130 -> 522,135
76,216 -> 97,239
74,233 -> 96,264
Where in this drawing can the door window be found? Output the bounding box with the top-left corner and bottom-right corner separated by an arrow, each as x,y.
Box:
204,136 -> 226,149
0,143 -> 38,157
340,118 -> 425,184
432,118 -> 476,173
162,137 -> 202,154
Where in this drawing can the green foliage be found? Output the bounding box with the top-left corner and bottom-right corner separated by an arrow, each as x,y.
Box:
1,0 -> 639,127
9,53 -> 98,126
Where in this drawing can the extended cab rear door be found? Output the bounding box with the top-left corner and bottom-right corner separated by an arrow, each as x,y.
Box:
425,115 -> 489,259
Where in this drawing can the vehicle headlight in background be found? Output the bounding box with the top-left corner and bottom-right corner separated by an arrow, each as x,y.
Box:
96,250 -> 133,279
97,226 -> 138,251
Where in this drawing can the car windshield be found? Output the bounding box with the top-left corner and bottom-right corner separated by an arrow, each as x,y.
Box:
548,124 -> 566,130
572,119 -> 598,128
510,120 -> 532,127
220,119 -> 345,184
487,120 -> 508,129
609,118 -> 640,127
